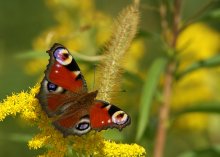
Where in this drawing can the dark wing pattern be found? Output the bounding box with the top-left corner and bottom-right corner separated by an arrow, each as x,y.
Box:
36,43 -> 88,117
53,91 -> 98,137
89,100 -> 131,131
37,43 -> 131,137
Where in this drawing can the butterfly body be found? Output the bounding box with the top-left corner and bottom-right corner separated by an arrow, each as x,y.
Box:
36,43 -> 130,137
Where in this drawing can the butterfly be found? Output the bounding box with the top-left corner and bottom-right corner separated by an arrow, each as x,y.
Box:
36,43 -> 131,137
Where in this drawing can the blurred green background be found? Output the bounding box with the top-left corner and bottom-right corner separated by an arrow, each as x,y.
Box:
0,0 -> 220,156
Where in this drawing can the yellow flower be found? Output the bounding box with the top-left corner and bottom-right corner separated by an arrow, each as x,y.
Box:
172,23 -> 220,131
172,70 -> 215,110
0,85 -> 39,122
102,140 -> 146,157
2,2 -> 146,156
25,0 -> 113,76
0,84 -> 146,156
173,113 -> 209,131
177,23 -> 220,65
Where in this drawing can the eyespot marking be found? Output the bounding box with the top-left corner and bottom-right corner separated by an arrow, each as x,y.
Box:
73,117 -> 91,135
43,80 -> 65,93
54,48 -> 73,65
112,111 -> 128,125
76,122 -> 90,131
47,82 -> 57,92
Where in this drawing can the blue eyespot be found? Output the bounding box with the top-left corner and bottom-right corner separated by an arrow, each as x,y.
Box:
47,82 -> 57,92
76,122 -> 90,131
73,118 -> 91,135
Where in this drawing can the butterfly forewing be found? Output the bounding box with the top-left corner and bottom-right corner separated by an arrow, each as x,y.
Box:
36,43 -> 88,117
46,43 -> 87,93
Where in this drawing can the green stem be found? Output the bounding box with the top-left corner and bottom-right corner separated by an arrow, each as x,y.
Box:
153,0 -> 181,157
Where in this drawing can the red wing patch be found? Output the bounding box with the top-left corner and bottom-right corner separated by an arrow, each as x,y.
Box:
53,109 -> 91,137
47,94 -> 66,112
49,61 -> 83,92
89,101 -> 112,129
89,100 -> 131,131
37,43 -> 131,137
55,114 -> 79,128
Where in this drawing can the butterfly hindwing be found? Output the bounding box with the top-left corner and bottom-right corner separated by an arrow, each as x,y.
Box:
53,99 -> 130,136
53,109 -> 91,137
52,91 -> 98,136
90,100 -> 131,131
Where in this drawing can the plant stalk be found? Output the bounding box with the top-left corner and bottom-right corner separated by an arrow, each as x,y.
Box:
153,0 -> 181,157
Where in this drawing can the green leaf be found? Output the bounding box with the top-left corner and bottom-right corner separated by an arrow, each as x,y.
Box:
0,133 -> 32,142
173,102 -> 220,117
14,50 -> 100,64
177,145 -> 220,157
14,51 -> 47,59
201,4 -> 220,21
103,129 -> 124,141
206,9 -> 220,18
176,54 -> 220,80
135,58 -> 167,141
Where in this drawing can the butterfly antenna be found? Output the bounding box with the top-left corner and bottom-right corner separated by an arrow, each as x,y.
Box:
99,89 -> 127,93
92,64 -> 96,90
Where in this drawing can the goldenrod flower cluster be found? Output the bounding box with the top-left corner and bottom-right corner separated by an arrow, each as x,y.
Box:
0,1 -> 146,156
0,85 -> 146,156
25,0 -> 113,75
172,23 -> 220,131
0,85 -> 40,123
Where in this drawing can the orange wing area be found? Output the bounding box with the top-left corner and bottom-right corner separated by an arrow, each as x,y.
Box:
56,114 -> 79,128
47,94 -> 66,112
53,109 -> 89,136
49,61 -> 83,92
89,102 -> 112,129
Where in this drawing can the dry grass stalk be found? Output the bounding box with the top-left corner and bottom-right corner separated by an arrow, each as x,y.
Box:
97,4 -> 139,101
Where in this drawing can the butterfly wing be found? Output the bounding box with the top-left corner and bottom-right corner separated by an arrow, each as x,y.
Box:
45,43 -> 87,93
53,107 -> 91,137
52,91 -> 98,137
90,100 -> 131,131
36,43 -> 88,117
37,43 -> 131,137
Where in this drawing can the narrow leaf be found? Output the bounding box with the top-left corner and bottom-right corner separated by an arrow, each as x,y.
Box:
176,54 -> 220,80
173,102 -> 220,117
177,145 -> 220,157
14,51 -> 47,59
136,58 -> 167,141
203,8 -> 220,19
0,133 -> 32,142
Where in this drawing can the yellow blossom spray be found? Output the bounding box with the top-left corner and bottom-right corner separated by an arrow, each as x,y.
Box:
0,2 -> 146,157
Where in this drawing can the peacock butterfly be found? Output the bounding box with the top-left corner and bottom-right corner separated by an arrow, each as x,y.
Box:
36,43 -> 131,137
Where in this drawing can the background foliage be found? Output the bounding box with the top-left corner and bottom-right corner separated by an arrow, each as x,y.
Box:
0,0 -> 220,157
